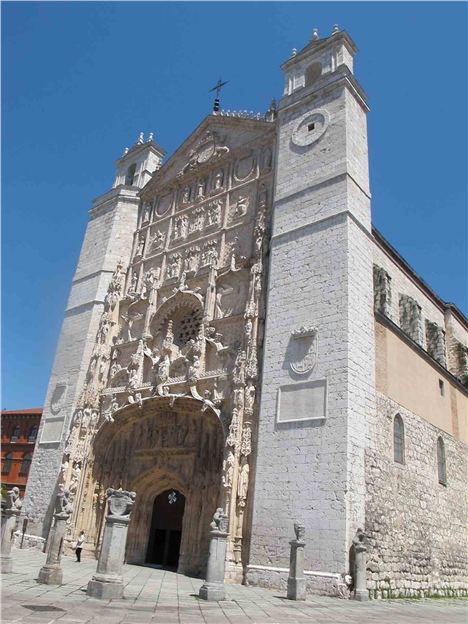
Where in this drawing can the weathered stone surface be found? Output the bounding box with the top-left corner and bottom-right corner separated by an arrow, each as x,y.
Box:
87,488 -> 135,599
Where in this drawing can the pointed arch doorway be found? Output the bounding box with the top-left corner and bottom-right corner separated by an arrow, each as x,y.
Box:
146,489 -> 186,569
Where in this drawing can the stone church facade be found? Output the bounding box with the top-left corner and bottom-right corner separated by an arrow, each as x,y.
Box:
23,28 -> 467,598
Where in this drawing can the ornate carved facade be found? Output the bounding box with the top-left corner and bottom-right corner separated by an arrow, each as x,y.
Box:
59,118 -> 275,579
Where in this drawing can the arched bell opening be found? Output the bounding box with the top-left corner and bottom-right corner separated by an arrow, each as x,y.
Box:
91,396 -> 225,577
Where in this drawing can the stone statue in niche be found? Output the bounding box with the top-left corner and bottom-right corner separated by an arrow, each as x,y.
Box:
142,202 -> 152,223
237,457 -> 249,507
196,179 -> 206,200
222,450 -> 235,489
213,169 -> 224,191
201,242 -> 218,267
136,236 -> 145,258
150,230 -> 165,252
206,202 -> 221,227
189,208 -> 204,234
129,272 -> 139,294
174,216 -> 188,241
182,185 -> 191,204
142,267 -> 160,298
184,247 -> 199,274
167,254 -> 181,279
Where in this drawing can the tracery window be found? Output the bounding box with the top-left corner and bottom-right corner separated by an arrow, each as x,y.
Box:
393,414 -> 405,464
2,453 -> 13,474
437,437 -> 447,486
19,453 -> 32,476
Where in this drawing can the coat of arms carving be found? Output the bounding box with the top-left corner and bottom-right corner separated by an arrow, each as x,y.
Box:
181,131 -> 229,175
289,326 -> 318,375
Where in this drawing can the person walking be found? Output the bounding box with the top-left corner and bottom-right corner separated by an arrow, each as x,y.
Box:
75,530 -> 85,562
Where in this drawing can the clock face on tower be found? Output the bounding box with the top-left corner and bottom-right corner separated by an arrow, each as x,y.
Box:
291,108 -> 330,147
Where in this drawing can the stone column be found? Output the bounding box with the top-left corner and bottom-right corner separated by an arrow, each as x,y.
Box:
352,528 -> 369,601
287,522 -> 306,600
37,486 -> 72,585
1,487 -> 23,573
199,508 -> 229,601
87,488 -> 136,600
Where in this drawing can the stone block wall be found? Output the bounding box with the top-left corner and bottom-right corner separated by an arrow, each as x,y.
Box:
365,392 -> 468,598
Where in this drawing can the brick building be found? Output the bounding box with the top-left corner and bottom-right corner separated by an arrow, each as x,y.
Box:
1,408 -> 43,496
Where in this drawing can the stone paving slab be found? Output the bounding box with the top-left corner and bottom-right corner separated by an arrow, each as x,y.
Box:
1,549 -> 467,623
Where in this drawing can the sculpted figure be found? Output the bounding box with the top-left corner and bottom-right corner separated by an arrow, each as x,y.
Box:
294,522 -> 305,542
142,201 -> 152,223
54,485 -> 72,517
206,202 -> 221,227
210,507 -> 228,532
213,169 -> 224,190
237,458 -> 250,506
4,487 -> 22,512
182,185 -> 191,204
222,450 -> 235,489
136,235 -> 145,257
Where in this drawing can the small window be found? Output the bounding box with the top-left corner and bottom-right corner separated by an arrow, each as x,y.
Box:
437,437 -> 446,486
11,426 -> 21,443
393,414 -> 405,464
28,425 -> 38,443
125,163 -> 137,186
439,379 -> 445,396
19,453 -> 32,476
2,453 -> 13,474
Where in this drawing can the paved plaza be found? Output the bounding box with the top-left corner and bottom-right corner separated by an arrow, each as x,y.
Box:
1,549 -> 466,623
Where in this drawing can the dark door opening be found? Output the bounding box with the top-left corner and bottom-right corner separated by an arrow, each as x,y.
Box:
146,489 -> 185,569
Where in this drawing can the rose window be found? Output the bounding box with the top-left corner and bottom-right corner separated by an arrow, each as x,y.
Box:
173,309 -> 203,347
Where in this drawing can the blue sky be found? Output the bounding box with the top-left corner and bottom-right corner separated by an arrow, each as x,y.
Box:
2,2 -> 467,410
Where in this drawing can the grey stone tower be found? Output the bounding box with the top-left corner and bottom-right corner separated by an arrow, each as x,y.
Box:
23,135 -> 164,536
247,29 -> 376,589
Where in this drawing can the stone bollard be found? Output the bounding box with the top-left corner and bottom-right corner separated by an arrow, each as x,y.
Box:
1,487 -> 23,573
37,486 -> 72,585
87,488 -> 136,600
287,522 -> 306,600
199,508 -> 229,601
351,528 -> 369,601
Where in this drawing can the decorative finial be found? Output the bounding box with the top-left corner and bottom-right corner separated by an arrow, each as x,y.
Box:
332,24 -> 340,34
291,48 -> 297,57
123,147 -> 129,156
147,132 -> 154,143
312,28 -> 319,41
137,132 -> 144,145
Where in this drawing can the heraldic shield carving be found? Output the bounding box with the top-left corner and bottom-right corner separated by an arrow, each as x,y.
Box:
289,326 -> 318,375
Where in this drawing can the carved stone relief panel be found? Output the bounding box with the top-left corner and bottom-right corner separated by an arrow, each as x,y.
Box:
228,189 -> 252,223
148,225 -> 168,256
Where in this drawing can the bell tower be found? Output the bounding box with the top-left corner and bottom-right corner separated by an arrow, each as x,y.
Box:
248,28 -> 376,589
23,134 -> 165,537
